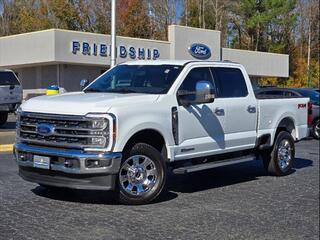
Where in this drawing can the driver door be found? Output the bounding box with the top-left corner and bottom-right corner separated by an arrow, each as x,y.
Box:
174,67 -> 226,160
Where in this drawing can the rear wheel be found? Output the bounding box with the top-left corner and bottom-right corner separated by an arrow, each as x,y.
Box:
261,131 -> 295,176
0,112 -> 8,126
311,119 -> 320,140
117,143 -> 166,205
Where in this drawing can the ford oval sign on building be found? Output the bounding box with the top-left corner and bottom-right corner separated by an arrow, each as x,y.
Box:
188,43 -> 211,60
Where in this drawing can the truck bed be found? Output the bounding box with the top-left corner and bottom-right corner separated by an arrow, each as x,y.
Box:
256,97 -> 309,143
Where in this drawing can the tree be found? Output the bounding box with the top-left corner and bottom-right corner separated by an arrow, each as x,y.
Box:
229,0 -> 296,53
181,0 -> 231,46
91,0 -> 111,34
148,0 -> 181,40
117,0 -> 151,39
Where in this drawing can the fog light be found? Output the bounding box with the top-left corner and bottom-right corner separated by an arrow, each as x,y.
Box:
85,159 -> 111,168
90,137 -> 106,145
18,152 -> 33,161
64,159 -> 73,168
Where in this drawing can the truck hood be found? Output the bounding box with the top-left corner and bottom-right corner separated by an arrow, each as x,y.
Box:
21,92 -> 160,115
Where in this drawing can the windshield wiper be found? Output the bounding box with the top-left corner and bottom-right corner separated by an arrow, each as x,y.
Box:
107,89 -> 137,93
84,89 -> 103,93
84,88 -> 137,93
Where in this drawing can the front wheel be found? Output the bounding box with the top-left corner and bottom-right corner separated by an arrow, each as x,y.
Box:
117,143 -> 167,205
39,184 -> 64,191
261,131 -> 295,176
311,119 -> 320,140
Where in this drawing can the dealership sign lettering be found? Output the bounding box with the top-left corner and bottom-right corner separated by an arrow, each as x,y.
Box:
71,41 -> 160,60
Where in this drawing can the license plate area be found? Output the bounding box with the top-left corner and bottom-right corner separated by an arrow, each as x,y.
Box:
33,155 -> 50,169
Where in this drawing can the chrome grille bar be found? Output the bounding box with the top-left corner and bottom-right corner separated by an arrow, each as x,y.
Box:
17,112 -> 109,149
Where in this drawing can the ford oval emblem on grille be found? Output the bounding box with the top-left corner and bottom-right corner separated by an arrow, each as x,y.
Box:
188,43 -> 211,60
36,123 -> 54,136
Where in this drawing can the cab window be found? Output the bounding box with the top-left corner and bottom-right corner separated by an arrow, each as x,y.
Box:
178,67 -> 216,101
212,67 -> 248,98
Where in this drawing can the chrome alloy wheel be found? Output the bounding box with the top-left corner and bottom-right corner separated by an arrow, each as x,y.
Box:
119,155 -> 158,196
277,139 -> 292,170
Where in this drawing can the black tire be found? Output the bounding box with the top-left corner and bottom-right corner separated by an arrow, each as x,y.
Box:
0,112 -> 8,126
261,131 -> 295,176
117,143 -> 167,205
311,119 -> 320,140
39,184 -> 63,191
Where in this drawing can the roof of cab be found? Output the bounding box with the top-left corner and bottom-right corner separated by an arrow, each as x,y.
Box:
121,59 -> 241,66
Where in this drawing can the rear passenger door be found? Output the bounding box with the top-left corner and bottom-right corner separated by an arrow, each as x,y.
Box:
212,67 -> 257,150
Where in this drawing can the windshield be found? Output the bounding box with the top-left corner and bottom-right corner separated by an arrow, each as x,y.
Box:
295,89 -> 320,105
84,64 -> 183,94
0,72 -> 20,86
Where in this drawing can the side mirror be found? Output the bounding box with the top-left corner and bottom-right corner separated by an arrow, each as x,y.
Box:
195,81 -> 215,104
80,79 -> 89,91
178,80 -> 215,106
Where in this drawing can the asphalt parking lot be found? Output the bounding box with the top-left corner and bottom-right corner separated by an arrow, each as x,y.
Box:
0,114 -> 16,145
0,115 -> 319,240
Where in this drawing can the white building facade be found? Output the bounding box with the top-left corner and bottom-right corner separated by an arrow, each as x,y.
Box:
0,25 -> 289,91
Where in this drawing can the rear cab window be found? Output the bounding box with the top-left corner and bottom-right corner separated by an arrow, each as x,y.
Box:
260,90 -> 284,96
0,71 -> 20,86
211,67 -> 248,98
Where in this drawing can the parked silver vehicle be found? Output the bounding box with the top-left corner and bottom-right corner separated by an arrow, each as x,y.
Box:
256,87 -> 320,139
0,69 -> 23,126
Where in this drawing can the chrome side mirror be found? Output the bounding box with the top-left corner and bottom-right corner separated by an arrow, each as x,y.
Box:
177,80 -> 215,106
195,81 -> 215,104
80,79 -> 89,91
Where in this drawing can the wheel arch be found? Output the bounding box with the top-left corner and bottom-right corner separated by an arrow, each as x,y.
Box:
121,128 -> 168,161
275,116 -> 296,141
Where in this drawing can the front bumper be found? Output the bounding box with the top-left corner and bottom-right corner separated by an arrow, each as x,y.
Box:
14,143 -> 122,190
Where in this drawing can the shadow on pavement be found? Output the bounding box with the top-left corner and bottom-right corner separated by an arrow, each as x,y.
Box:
0,121 -> 16,130
31,158 -> 313,204
167,160 -> 266,194
293,157 -> 313,169
31,185 -> 178,205
168,158 -> 313,194
0,114 -> 16,131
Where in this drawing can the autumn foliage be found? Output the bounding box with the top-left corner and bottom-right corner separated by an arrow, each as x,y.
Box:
0,0 -> 319,88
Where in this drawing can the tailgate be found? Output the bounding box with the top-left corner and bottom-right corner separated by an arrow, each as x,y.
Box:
0,71 -> 23,106
0,85 -> 22,105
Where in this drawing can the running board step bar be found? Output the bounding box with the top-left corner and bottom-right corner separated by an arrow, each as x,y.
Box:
172,155 -> 257,174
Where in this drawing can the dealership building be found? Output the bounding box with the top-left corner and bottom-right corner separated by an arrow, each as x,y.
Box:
0,25 -> 289,92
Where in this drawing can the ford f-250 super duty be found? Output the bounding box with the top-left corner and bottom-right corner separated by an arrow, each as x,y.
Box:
14,60 -> 310,205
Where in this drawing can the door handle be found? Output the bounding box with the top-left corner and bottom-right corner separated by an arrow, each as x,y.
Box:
215,108 -> 225,116
247,105 -> 256,113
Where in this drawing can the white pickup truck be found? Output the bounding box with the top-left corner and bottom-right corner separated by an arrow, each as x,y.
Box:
14,60 -> 310,204
0,69 -> 23,126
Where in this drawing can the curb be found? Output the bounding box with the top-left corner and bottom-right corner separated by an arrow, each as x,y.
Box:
0,144 -> 13,152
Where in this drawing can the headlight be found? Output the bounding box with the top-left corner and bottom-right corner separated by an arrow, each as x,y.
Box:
84,113 -> 116,152
91,119 -> 107,129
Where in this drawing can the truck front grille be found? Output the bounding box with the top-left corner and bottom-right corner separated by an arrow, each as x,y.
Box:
17,112 -> 109,149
